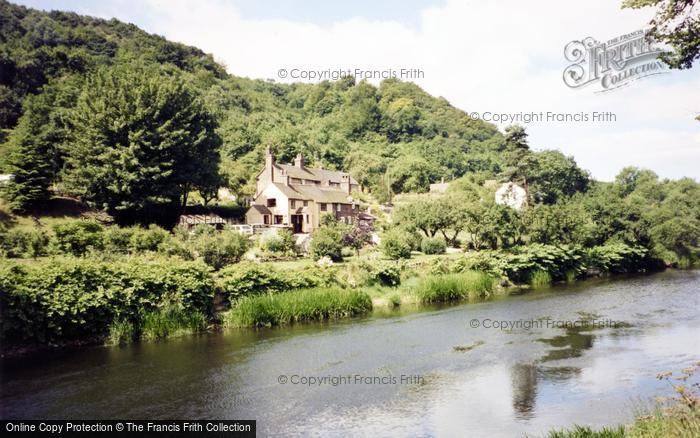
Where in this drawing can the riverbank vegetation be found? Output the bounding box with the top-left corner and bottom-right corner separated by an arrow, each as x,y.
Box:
413,271 -> 494,303
0,240 -> 662,348
225,287 -> 372,327
547,363 -> 700,438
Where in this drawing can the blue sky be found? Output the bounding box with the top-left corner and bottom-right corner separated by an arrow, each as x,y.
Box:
13,0 -> 700,180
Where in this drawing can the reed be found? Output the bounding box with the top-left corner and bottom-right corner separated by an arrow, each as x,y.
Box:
529,269 -> 552,288
226,287 -> 373,327
413,271 -> 494,304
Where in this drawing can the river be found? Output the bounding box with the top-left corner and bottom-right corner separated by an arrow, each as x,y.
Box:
1,270 -> 699,437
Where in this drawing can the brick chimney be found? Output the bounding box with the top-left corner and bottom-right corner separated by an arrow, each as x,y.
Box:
341,174 -> 351,194
294,153 -> 305,168
265,147 -> 275,179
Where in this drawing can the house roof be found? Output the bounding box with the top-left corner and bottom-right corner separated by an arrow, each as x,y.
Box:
275,164 -> 359,185
249,205 -> 272,215
269,183 -> 353,204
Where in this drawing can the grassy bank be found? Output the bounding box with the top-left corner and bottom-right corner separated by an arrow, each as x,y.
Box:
547,408 -> 700,438
413,271 -> 494,303
224,287 -> 372,327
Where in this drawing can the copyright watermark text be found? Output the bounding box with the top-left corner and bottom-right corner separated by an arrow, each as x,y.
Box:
277,67 -> 424,81
278,373 -> 424,386
469,318 -> 623,330
468,111 -> 616,124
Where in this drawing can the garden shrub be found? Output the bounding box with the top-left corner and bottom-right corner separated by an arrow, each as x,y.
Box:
310,226 -> 343,261
421,236 -> 446,254
380,228 -> 412,260
368,261 -> 402,286
52,220 -> 105,256
189,227 -> 250,270
129,224 -> 169,252
0,227 -> 50,258
259,229 -> 297,256
102,227 -> 135,253
216,262 -> 328,300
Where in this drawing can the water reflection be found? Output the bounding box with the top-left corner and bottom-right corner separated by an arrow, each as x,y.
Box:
538,327 -> 595,362
510,363 -> 538,419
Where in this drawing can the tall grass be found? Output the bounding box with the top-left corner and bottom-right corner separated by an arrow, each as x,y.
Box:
140,306 -> 207,341
529,269 -> 552,288
413,271 -> 494,303
546,425 -> 625,438
106,319 -> 134,345
226,287 -> 373,327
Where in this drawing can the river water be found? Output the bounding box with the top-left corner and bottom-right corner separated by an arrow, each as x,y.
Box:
1,270 -> 699,437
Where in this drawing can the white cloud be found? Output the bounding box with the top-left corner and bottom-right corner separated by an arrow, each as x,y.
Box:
44,0 -> 700,180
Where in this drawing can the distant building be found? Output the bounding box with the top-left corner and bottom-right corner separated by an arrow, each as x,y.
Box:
495,182 -> 528,210
430,177 -> 450,193
245,148 -> 360,233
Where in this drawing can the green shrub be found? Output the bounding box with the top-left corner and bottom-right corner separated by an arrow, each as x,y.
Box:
103,227 -> 135,253
421,236 -> 446,254
369,262 -> 402,286
310,226 -> 343,261
0,227 -> 50,258
380,229 -> 413,260
52,220 -> 104,256
260,229 -> 297,256
217,262 -> 327,299
0,257 -> 214,344
414,271 -> 494,303
226,287 -> 372,327
190,227 -> 249,270
129,224 -> 169,252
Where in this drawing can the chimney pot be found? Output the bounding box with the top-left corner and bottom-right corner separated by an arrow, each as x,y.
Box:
294,153 -> 305,168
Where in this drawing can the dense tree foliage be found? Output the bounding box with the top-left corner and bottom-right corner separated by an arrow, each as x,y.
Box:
0,1 -> 510,211
62,61 -> 221,217
393,167 -> 700,265
623,0 -> 700,69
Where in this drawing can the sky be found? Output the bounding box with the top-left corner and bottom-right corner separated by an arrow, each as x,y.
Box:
15,0 -> 700,181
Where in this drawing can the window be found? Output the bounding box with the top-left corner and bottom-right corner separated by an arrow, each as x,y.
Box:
330,182 -> 340,188
291,199 -> 296,208
303,200 -> 308,207
263,215 -> 270,225
306,215 -> 309,224
267,198 -> 276,207
336,203 -> 342,212
274,215 -> 284,224
291,178 -> 302,184
320,203 -> 327,211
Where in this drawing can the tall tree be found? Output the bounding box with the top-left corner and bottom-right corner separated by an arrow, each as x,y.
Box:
501,125 -> 535,190
62,61 -> 221,218
2,76 -> 80,212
